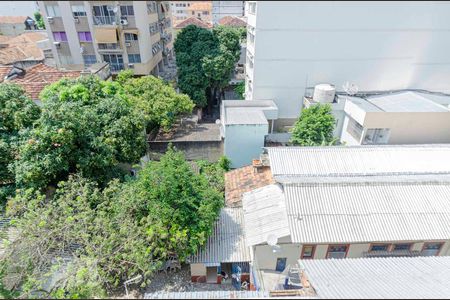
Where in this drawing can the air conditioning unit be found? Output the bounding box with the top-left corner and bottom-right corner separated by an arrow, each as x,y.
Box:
125,42 -> 131,47
47,16 -> 54,23
128,63 -> 134,68
120,19 -> 128,26
53,41 -> 61,48
74,17 -> 80,23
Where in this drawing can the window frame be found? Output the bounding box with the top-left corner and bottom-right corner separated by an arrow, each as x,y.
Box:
82,54 -> 97,66
326,244 -> 349,259
421,242 -> 444,256
300,245 -> 316,260
368,243 -> 391,252
391,243 -> 413,252
78,31 -> 92,42
71,4 -> 86,17
346,116 -> 364,141
124,33 -> 138,41
128,54 -> 141,64
120,5 -> 134,16
46,4 -> 60,17
53,31 -> 68,42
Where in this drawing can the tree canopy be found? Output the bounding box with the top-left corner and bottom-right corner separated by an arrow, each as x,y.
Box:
2,148 -> 225,298
0,83 -> 40,208
290,104 -> 336,146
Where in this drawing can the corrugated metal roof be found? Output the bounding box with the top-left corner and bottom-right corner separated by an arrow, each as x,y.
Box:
267,145 -> 450,181
189,208 -> 250,264
284,182 -> 450,243
367,91 -> 449,112
242,184 -> 290,246
300,256 -> 450,299
144,290 -> 269,299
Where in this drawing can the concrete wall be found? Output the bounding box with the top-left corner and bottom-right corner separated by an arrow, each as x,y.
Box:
0,23 -> 26,36
224,124 -> 268,168
246,1 -> 450,121
148,140 -> 223,162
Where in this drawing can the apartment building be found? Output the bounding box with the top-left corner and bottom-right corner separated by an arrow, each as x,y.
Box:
245,1 -> 450,130
170,1 -> 196,22
38,1 -> 174,75
212,1 -> 244,25
187,1 -> 212,23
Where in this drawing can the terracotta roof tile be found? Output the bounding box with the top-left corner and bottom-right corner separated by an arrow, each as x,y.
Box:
188,2 -> 212,11
0,31 -> 47,64
225,165 -> 275,207
174,16 -> 212,29
218,16 -> 247,27
0,16 -> 29,24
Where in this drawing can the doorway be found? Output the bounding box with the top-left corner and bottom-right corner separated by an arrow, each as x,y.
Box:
206,266 -> 217,283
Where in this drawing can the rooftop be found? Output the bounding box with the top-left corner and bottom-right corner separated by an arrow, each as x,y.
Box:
0,63 -> 81,100
266,144 -> 450,182
301,256 -> 450,299
367,91 -> 450,112
0,31 -> 48,65
225,165 -> 275,207
151,116 -> 221,142
187,2 -> 212,11
284,181 -> 450,244
218,16 -> 247,27
222,100 -> 278,125
189,208 -> 250,264
173,16 -> 212,29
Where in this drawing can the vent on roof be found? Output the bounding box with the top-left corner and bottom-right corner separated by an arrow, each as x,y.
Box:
5,66 -> 26,81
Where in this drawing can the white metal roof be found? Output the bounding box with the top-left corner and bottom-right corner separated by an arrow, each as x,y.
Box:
267,145 -> 450,181
189,208 -> 250,264
242,184 -> 290,246
367,91 -> 449,112
144,290 -> 270,299
300,256 -> 450,299
284,182 -> 450,244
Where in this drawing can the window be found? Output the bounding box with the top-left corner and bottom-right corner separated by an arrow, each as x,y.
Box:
124,33 -> 138,41
83,55 -> 97,66
369,244 -> 390,252
78,32 -> 92,42
102,54 -> 123,71
71,5 -> 86,16
192,11 -> 195,15
46,4 -> 60,17
346,116 -> 363,141
202,11 -> 209,15
149,22 -> 158,35
275,258 -> 287,272
326,245 -> 348,259
98,43 -> 119,50
392,243 -> 412,252
421,243 -> 443,256
128,54 -> 141,63
301,245 -> 316,259
248,32 -> 255,45
248,2 -> 256,14
147,1 -> 157,13
182,3 -> 186,7
53,32 -> 68,42
363,128 -> 390,145
120,5 -> 134,16
93,5 -> 116,25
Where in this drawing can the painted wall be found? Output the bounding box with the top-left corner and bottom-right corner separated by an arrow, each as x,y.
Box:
246,1 -> 450,121
0,23 -> 26,36
0,1 -> 39,17
224,124 -> 268,168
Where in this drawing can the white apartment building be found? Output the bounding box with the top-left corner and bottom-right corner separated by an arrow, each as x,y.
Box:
170,1 -> 193,22
39,1 -> 174,75
245,1 -> 450,130
212,1 -> 244,25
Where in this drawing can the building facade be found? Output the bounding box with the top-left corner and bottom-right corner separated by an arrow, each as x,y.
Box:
187,1 -> 212,23
212,1 -> 244,25
170,1 -> 196,22
245,1 -> 450,130
38,1 -> 174,75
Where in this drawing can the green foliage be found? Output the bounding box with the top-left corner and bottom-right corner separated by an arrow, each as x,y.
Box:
120,73 -> 194,131
34,11 -> 45,29
14,75 -> 146,190
290,104 -> 336,146
2,149 -> 224,298
196,155 -> 231,194
234,81 -> 245,99
0,83 -> 40,209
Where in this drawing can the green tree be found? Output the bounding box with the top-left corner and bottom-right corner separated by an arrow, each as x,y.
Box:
290,104 -> 336,146
34,11 -> 45,29
0,83 -> 40,209
14,75 -> 147,191
234,81 -> 245,99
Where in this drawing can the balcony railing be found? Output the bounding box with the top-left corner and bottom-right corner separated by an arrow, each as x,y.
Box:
363,250 -> 421,258
93,15 -> 116,25
98,43 -> 120,50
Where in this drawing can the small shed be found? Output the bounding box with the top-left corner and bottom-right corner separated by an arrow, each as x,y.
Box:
188,208 -> 251,287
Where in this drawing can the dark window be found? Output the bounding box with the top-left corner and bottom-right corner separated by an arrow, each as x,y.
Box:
124,33 -> 138,41
392,243 -> 412,251
327,245 -> 348,259
301,245 -> 316,259
275,258 -> 287,272
83,55 -> 97,66
370,244 -> 390,252
422,243 -> 443,256
120,5 -> 134,16
128,54 -> 141,63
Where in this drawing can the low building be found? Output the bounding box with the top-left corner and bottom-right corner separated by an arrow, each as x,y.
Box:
0,16 -> 37,36
188,208 -> 251,286
217,15 -> 246,27
172,16 -> 212,38
212,1 -> 244,25
220,100 -> 278,168
187,1 -> 212,23
300,256 -> 450,299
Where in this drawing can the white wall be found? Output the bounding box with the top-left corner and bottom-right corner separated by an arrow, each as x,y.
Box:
0,1 -> 39,17
224,124 -> 268,168
247,1 -> 450,120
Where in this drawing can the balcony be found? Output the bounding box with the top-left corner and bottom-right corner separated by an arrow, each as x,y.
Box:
97,43 -> 122,53
363,250 -> 421,258
109,63 -> 124,72
93,15 -> 116,26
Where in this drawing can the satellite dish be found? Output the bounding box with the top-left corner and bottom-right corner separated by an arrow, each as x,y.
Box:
343,81 -> 359,96
267,234 -> 278,246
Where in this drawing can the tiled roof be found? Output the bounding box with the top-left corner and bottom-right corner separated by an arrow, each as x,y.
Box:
1,64 -> 80,100
173,16 -> 212,29
188,2 -> 212,11
0,16 -> 29,24
0,31 -> 47,65
218,16 -> 247,27
224,165 -> 275,207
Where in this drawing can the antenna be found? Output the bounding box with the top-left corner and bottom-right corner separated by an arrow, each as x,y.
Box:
343,81 -> 359,96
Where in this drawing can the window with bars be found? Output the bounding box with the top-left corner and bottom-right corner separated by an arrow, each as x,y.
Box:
124,33 -> 138,41
53,32 -> 68,42
149,22 -> 159,35
71,5 -> 86,16
120,5 -> 134,16
78,32 -> 92,42
83,55 -> 97,66
102,54 -> 124,71
46,4 -> 60,17
128,54 -> 141,63
346,116 -> 363,141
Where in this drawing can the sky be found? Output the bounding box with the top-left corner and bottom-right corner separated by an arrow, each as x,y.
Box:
0,1 -> 40,17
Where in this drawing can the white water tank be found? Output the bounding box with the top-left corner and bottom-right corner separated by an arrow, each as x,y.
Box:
313,84 -> 336,103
